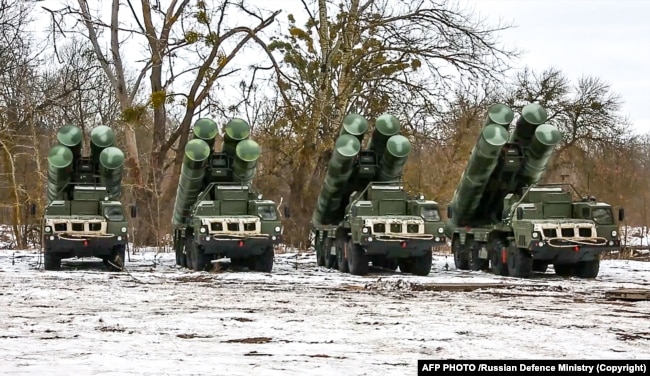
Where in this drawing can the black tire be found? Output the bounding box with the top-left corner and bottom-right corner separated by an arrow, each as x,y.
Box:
175,247 -> 182,266
180,251 -> 187,268
316,238 -> 325,267
467,240 -> 489,271
251,247 -> 274,273
44,252 -> 61,271
337,239 -> 349,273
490,239 -> 508,276
507,245 -> 532,278
347,240 -> 368,276
410,250 -> 433,276
398,258 -> 412,274
452,237 -> 469,270
105,245 -> 126,272
553,263 -> 573,277
191,244 -> 211,272
532,261 -> 549,273
323,237 -> 336,269
574,259 -> 600,279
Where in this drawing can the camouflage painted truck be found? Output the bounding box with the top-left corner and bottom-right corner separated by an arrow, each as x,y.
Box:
172,118 -> 282,272
445,103 -> 624,278
311,114 -> 447,276
42,124 -> 134,271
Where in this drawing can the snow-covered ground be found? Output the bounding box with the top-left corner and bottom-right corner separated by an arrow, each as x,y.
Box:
0,248 -> 649,375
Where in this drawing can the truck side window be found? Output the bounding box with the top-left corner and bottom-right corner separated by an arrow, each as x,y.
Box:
592,207 -> 614,225
257,206 -> 278,220
420,207 -> 440,221
104,206 -> 125,221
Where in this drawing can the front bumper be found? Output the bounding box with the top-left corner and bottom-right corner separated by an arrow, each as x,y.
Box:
358,236 -> 442,258
44,234 -> 127,258
528,239 -> 620,263
196,234 -> 281,258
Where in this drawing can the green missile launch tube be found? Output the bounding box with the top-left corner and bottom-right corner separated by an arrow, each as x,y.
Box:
172,139 -> 211,226
483,103 -> 515,128
312,134 -> 361,225
367,113 -> 400,159
509,103 -> 548,147
519,123 -> 562,186
222,118 -> 250,157
57,124 -> 83,159
339,114 -> 369,142
193,118 -> 219,150
376,135 -> 412,181
98,146 -> 125,199
446,123 -> 510,232
232,139 -> 261,186
46,145 -> 74,203
90,125 -> 115,165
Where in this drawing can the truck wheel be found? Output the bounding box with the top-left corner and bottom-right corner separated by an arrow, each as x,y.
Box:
410,250 -> 433,276
553,263 -> 574,277
507,246 -> 532,278
111,245 -> 126,271
191,244 -> 211,272
398,258 -> 412,274
347,240 -> 368,276
452,237 -> 469,270
323,238 -> 337,269
574,259 -> 600,279
490,240 -> 508,276
467,240 -> 489,271
252,247 -> 274,273
532,261 -> 549,273
175,247 -> 182,266
336,239 -> 349,273
317,246 -> 325,266
44,252 -> 61,271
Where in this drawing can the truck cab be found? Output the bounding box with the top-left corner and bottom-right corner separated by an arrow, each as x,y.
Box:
43,185 -> 131,270
177,183 -> 282,272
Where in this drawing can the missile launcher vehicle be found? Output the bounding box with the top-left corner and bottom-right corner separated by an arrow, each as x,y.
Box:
445,103 -> 624,278
42,124 -> 134,271
311,114 -> 446,276
172,118 -> 282,272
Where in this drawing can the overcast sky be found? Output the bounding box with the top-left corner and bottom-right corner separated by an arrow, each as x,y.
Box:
464,0 -> 649,134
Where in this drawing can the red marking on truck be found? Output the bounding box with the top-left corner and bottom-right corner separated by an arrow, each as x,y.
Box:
501,247 -> 507,263
83,240 -> 88,247
238,241 -> 244,247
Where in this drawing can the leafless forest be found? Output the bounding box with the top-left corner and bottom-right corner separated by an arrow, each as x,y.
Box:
1,0 -> 649,250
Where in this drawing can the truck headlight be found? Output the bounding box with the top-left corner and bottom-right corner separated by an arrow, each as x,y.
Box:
44,226 -> 52,233
611,230 -> 617,237
117,236 -> 122,241
532,231 -> 539,239
437,227 -> 444,234
274,226 -> 281,233
49,236 -> 55,241
121,227 -> 127,233
362,227 -> 369,234
200,227 -> 206,233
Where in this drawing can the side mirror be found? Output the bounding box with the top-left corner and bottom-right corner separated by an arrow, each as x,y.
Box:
29,203 -> 37,216
446,206 -> 452,219
516,207 -> 523,220
130,204 -> 137,218
618,208 -> 625,222
283,205 -> 290,218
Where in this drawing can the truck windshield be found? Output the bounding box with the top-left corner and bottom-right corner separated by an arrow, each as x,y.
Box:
420,206 -> 440,221
592,207 -> 614,225
257,205 -> 278,220
104,206 -> 125,221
